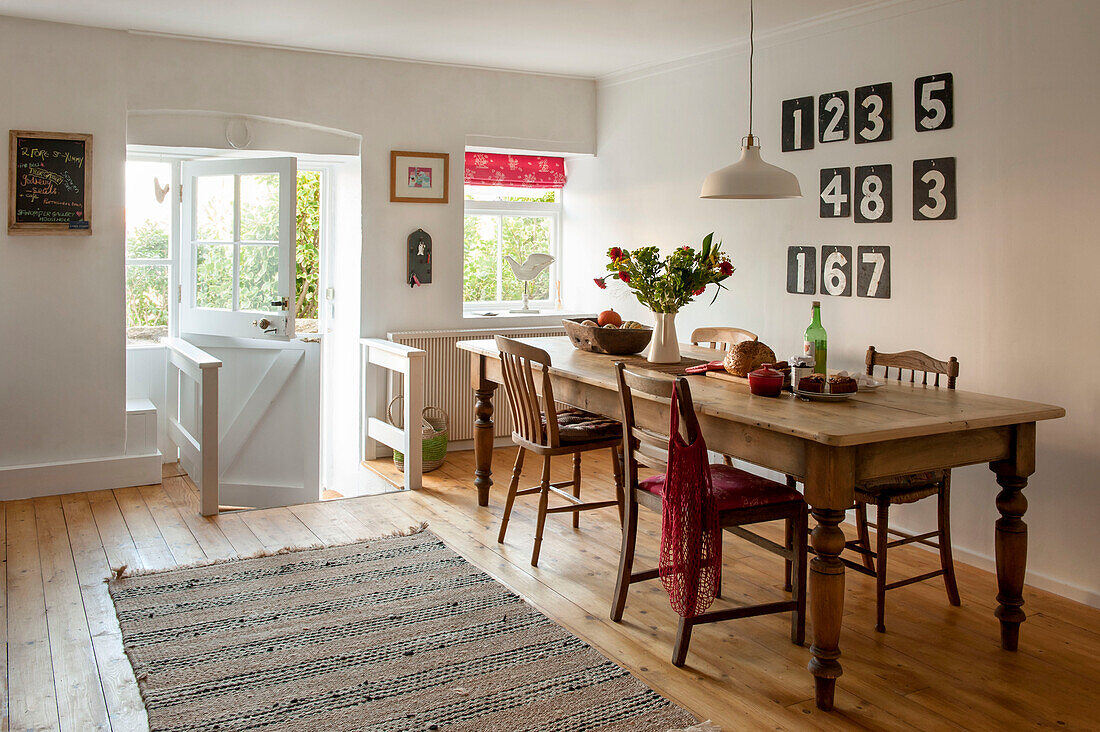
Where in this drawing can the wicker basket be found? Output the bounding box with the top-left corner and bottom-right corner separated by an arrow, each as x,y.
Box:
387,396 -> 449,473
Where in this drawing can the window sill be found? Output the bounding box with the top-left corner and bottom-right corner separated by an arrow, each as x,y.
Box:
463,307 -> 592,319
461,308 -> 595,327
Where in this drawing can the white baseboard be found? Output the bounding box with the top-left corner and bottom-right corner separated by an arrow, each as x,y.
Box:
0,452 -> 163,500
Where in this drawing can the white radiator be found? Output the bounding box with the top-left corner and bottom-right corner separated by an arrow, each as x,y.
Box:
388,326 -> 566,443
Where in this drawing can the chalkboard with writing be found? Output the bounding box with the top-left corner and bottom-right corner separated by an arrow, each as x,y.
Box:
8,130 -> 93,235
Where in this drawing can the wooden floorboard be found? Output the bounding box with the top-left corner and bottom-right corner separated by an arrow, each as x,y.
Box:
33,496 -> 111,731
6,499 -> 60,731
58,494 -> 148,731
2,452 -> 1097,731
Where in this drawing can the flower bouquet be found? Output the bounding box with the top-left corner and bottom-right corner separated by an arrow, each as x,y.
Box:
594,233 -> 734,363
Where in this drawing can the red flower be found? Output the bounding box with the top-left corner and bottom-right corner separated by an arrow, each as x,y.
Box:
617,271 -> 631,284
681,245 -> 692,252
718,261 -> 734,276
608,246 -> 624,262
593,277 -> 607,290
693,286 -> 706,296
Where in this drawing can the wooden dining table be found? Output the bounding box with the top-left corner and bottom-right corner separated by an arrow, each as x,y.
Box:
456,336 -> 1065,711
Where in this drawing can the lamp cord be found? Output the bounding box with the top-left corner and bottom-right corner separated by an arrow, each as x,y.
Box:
748,0 -> 754,136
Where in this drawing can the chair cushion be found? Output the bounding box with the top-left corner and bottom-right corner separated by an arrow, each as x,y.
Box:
856,470 -> 947,505
638,464 -> 803,511
545,407 -> 621,444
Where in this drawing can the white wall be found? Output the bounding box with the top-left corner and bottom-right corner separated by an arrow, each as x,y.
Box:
564,0 -> 1100,603
0,16 -> 594,484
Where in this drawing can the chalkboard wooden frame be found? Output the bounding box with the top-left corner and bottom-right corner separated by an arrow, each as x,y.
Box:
8,130 -> 93,236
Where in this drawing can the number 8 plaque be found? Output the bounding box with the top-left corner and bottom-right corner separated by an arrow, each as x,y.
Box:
854,164 -> 892,223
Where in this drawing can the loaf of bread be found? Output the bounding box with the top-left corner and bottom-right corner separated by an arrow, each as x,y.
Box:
723,341 -> 778,377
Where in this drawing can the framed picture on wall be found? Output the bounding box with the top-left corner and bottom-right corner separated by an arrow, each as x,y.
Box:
390,151 -> 449,203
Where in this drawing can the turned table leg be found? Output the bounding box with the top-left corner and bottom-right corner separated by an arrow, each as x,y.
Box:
990,422 -> 1035,651
473,383 -> 497,507
808,507 -> 847,711
992,470 -> 1028,650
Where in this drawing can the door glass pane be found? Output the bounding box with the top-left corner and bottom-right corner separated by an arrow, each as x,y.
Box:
126,161 -> 171,258
240,174 -> 280,241
196,175 -> 233,242
463,215 -> 500,303
239,244 -> 279,311
196,244 -> 233,309
125,265 -> 169,344
501,215 -> 552,301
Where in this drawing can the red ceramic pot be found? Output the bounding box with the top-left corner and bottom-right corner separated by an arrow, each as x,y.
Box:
748,363 -> 785,397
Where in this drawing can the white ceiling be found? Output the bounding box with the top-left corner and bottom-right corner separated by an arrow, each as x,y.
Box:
0,0 -> 882,78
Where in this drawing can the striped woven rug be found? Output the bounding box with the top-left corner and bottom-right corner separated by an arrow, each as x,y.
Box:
109,528 -> 700,732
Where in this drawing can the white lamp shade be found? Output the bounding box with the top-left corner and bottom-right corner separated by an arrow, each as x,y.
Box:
699,143 -> 802,199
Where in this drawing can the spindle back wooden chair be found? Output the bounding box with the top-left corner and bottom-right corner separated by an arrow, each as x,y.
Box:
494,336 -> 625,567
611,363 -> 807,666
690,326 -> 759,467
866,346 -> 958,387
848,346 -> 962,632
689,326 -> 758,352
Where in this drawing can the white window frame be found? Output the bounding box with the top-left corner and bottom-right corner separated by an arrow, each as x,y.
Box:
462,191 -> 562,311
125,155 -> 181,347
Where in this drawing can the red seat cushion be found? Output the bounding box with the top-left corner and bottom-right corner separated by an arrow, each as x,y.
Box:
638,464 -> 802,511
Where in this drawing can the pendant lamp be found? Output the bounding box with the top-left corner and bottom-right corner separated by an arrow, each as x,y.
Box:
700,0 -> 801,199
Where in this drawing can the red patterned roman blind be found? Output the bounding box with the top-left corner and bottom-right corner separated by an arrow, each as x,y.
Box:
464,152 -> 566,188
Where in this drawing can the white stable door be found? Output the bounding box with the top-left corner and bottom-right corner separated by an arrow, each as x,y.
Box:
175,156 -> 320,508
181,157 -> 297,339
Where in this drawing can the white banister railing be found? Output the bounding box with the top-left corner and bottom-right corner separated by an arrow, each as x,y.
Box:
360,338 -> 425,491
165,337 -> 222,516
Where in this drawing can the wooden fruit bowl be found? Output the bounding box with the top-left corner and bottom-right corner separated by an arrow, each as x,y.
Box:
562,317 -> 652,355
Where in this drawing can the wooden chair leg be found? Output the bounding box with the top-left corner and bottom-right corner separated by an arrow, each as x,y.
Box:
938,478 -> 962,606
572,452 -> 582,529
875,500 -> 890,633
792,503 -> 808,646
672,616 -> 694,667
497,448 -> 525,544
610,446 -> 625,527
856,503 -> 875,572
610,493 -> 638,622
722,454 -> 733,467
531,455 -> 552,567
783,517 -> 793,592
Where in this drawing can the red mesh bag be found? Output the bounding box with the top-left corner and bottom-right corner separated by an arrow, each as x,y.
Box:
658,388 -> 722,618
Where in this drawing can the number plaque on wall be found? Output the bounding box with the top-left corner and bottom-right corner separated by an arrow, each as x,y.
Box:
913,157 -> 956,220
818,91 -> 850,143
854,164 -> 892,223
854,82 -> 893,143
819,167 -> 851,218
915,73 -> 954,131
782,96 -> 815,152
857,246 -> 891,298
787,246 -> 817,295
820,245 -> 853,297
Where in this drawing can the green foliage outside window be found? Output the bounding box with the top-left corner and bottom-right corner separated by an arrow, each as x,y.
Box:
126,170 -> 322,330
125,220 -> 169,328
462,188 -> 556,303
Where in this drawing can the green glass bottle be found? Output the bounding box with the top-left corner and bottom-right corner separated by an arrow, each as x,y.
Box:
803,300 -> 828,374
